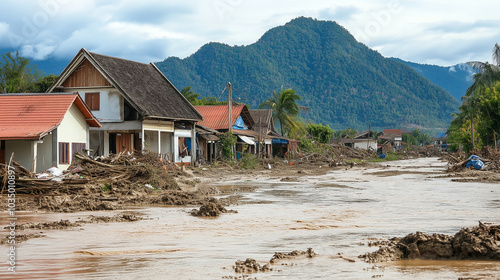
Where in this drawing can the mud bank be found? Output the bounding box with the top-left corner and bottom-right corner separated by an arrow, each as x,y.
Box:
231,248 -> 317,275
0,214 -> 142,244
359,222 -> 500,262
191,198 -> 238,217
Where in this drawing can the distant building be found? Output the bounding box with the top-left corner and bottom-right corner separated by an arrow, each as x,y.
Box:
379,129 -> 403,151
342,131 -> 377,150
433,132 -> 448,151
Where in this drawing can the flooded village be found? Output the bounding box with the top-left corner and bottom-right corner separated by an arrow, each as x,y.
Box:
1,46 -> 499,280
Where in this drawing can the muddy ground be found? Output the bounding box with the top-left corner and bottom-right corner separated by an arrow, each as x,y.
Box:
359,222 -> 500,262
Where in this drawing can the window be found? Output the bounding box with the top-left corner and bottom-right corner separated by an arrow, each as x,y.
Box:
59,142 -> 70,164
85,92 -> 100,110
71,143 -> 86,162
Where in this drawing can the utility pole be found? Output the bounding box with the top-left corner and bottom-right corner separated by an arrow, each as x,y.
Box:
228,82 -> 232,133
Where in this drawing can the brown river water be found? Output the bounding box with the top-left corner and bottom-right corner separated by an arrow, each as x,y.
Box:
1,158 -> 499,279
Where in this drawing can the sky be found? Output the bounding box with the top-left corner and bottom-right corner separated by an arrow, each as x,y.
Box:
1,0 -> 499,66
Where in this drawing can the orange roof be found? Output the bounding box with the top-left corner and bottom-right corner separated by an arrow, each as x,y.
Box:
195,104 -> 248,130
0,93 -> 101,140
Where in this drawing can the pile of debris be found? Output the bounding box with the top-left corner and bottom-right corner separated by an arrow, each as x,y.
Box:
444,147 -> 500,172
359,222 -> 500,263
0,152 -> 181,195
291,144 -> 375,166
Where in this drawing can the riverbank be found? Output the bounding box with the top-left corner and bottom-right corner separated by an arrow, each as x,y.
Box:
1,157 -> 499,279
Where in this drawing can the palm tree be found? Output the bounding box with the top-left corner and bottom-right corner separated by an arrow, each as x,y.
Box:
259,87 -> 301,136
466,43 -> 500,96
180,86 -> 200,105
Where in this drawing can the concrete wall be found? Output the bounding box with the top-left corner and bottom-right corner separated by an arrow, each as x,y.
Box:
5,140 -> 33,170
57,103 -> 90,170
74,89 -> 123,122
36,133 -> 53,173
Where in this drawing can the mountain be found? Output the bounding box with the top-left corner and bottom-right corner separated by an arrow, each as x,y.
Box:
0,47 -> 67,76
392,58 -> 474,101
156,17 -> 459,131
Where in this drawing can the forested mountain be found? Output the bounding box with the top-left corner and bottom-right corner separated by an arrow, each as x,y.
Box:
392,58 -> 474,101
156,17 -> 459,130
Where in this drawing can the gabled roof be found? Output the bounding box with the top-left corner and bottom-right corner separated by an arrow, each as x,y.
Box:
434,132 -> 447,139
194,104 -> 254,130
0,93 -> 100,140
48,48 -> 202,122
249,109 -> 276,134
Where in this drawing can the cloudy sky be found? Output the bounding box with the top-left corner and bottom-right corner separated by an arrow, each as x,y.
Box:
1,0 -> 499,66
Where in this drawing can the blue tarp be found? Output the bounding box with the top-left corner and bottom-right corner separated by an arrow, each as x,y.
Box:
466,155 -> 484,170
232,116 -> 248,130
272,138 -> 288,144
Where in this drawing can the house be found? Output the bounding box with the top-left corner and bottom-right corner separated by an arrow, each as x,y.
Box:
342,130 -> 377,150
379,129 -> 403,151
196,124 -> 219,163
47,48 -> 202,164
248,109 -> 294,158
194,104 -> 257,159
433,132 -> 448,151
0,93 -> 101,172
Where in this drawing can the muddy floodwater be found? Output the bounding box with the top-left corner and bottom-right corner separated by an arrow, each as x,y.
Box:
1,158 -> 499,279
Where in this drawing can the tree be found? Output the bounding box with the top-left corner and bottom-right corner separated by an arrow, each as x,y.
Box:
449,43 -> 500,150
0,50 -> 40,93
180,86 -> 227,106
34,74 -> 58,92
259,87 -> 301,137
181,86 -> 201,105
306,123 -> 334,144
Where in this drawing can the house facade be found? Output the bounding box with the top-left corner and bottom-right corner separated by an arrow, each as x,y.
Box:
194,104 -> 257,159
47,49 -> 202,164
0,93 -> 100,172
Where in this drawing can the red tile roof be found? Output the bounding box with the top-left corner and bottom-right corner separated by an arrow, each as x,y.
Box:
0,93 -> 100,140
194,104 -> 247,130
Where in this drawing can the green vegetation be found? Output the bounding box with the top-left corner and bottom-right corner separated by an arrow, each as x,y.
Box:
0,50 -> 59,93
259,87 -> 301,136
241,153 -> 258,169
402,129 -> 432,146
157,17 -> 459,130
306,123 -> 334,144
181,86 -> 227,105
447,43 -> 500,152
368,152 -> 403,162
219,132 -> 237,160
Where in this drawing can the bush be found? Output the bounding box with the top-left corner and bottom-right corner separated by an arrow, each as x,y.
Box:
241,153 -> 258,169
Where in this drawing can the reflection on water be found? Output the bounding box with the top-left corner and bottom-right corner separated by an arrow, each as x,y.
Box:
1,158 -> 499,279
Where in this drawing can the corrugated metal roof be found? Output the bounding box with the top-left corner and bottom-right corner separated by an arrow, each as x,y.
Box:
195,104 -> 247,130
0,93 -> 100,140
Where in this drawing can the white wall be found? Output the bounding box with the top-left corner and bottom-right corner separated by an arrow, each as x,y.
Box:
57,103 -> 90,170
353,140 -> 377,150
75,89 -> 123,122
36,134 -> 53,173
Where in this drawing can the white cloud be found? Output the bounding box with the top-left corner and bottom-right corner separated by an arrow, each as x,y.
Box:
20,42 -> 57,60
1,0 -> 500,65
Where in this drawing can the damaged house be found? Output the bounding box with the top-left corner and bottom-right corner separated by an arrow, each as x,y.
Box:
194,104 -> 256,160
47,48 -> 202,164
0,93 -> 101,172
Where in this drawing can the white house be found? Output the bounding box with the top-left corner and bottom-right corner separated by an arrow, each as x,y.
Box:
0,93 -> 101,172
47,48 -> 203,164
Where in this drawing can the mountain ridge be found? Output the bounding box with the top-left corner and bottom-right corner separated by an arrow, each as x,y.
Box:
156,17 -> 459,130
